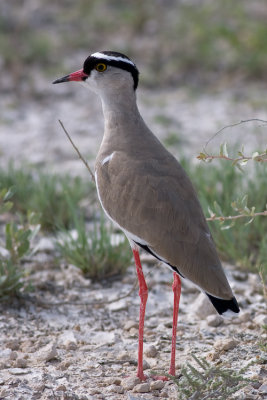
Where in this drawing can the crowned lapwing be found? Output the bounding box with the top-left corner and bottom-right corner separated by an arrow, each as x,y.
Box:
53,51 -> 239,381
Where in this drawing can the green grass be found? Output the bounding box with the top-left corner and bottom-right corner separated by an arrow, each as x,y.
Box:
0,164 -> 96,231
56,215 -> 132,280
181,159 -> 267,276
0,159 -> 266,291
168,354 -> 252,400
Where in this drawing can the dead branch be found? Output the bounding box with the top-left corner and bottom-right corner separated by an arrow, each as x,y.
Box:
206,210 -> 267,221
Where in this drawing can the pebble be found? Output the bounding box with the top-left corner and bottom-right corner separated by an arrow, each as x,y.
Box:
58,331 -> 77,350
134,382 -> 150,393
58,358 -> 73,370
105,377 -> 122,385
259,382 -> 267,394
107,384 -> 124,394
37,237 -> 55,252
191,293 -> 216,319
145,344 -> 158,358
206,314 -> 223,327
124,320 -> 139,331
9,351 -> 18,360
9,368 -> 30,375
122,376 -> 140,390
232,271 -> 248,281
150,380 -> 165,390
160,389 -> 169,398
6,339 -> 20,351
108,299 -> 128,312
15,357 -> 27,368
35,342 -> 58,362
56,384 -> 67,392
253,314 -> 267,326
117,351 -> 130,361
238,311 -> 251,323
206,351 -> 219,361
214,338 -> 238,352
143,360 -> 150,370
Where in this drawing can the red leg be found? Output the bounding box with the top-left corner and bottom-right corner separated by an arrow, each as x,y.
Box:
169,272 -> 181,376
132,248 -> 148,381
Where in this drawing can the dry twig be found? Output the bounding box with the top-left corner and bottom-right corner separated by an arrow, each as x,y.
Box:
58,120 -> 95,182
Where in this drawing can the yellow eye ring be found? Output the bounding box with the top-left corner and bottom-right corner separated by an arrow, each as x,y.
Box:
95,63 -> 107,72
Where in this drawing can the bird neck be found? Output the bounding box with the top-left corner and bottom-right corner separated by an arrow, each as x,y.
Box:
100,88 -> 142,133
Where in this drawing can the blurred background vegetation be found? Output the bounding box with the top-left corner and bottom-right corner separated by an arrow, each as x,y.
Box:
1,0 -> 267,93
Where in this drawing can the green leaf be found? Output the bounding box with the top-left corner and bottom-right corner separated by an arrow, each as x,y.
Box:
3,187 -> 16,202
197,152 -> 208,161
17,240 -> 30,258
213,201 -> 223,216
5,223 -> 13,251
208,206 -> 215,218
239,159 -> 249,166
252,151 -> 259,160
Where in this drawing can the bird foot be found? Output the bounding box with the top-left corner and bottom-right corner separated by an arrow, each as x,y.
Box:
152,375 -> 169,381
136,372 -> 148,381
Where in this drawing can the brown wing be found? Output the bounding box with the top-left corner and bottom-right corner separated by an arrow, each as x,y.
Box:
96,150 -> 233,299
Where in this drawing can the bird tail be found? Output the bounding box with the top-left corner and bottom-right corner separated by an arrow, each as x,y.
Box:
206,293 -> 240,315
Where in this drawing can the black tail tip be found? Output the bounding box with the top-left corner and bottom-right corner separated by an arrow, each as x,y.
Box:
206,293 -> 240,315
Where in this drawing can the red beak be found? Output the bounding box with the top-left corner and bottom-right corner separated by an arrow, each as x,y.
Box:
53,69 -> 88,84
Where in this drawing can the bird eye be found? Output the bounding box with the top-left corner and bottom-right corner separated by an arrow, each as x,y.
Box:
95,63 -> 107,72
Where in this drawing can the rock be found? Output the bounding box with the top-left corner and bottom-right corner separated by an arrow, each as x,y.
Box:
232,271 -> 248,281
105,377 -> 122,385
37,237 -> 55,252
58,358 -> 73,370
206,351 -> 219,361
9,351 -> 18,360
134,382 -> 150,393
144,345 -> 158,358
122,376 -> 140,390
124,320 -> 139,331
238,311 -> 251,323
15,357 -> 27,368
6,339 -> 20,351
206,314 -> 223,327
160,389 -> 169,398
58,331 -> 77,350
35,342 -> 58,362
253,314 -> 267,326
259,383 -> 267,394
214,338 -> 238,352
117,351 -> 130,361
107,384 -> 124,394
143,359 -> 150,370
9,368 -> 30,375
56,384 -> 67,392
108,299 -> 128,311
191,293 -> 216,319
150,380 -> 165,390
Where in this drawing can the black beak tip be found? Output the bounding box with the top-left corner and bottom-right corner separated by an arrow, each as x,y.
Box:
52,75 -> 70,84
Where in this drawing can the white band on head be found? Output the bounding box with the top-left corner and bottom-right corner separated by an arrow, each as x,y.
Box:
91,52 -> 135,67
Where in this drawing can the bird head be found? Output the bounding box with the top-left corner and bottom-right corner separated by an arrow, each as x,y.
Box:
53,51 -> 139,94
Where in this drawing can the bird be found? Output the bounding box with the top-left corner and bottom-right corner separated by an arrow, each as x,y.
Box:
53,51 -> 240,381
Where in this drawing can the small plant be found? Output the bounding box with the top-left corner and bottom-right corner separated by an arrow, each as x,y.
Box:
170,355 -> 251,400
56,214 -> 132,280
181,158 -> 267,275
0,190 -> 39,300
